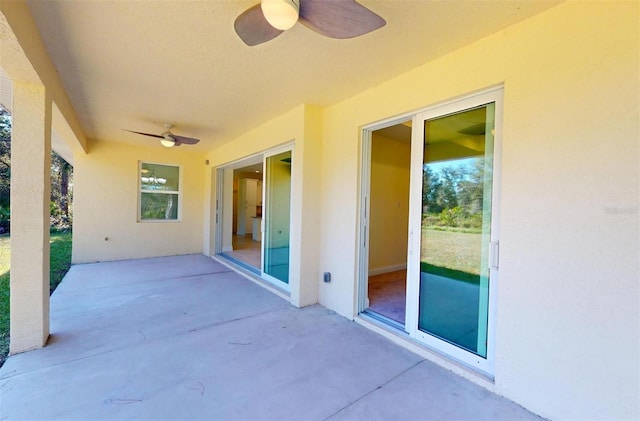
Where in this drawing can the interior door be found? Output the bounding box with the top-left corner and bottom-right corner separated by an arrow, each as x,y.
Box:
262,149 -> 292,286
407,90 -> 501,374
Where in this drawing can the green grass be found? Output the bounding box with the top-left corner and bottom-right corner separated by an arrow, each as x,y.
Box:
0,231 -> 72,367
420,227 -> 484,282
0,235 -> 9,368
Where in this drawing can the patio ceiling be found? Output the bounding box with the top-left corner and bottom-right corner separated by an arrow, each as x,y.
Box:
25,0 -> 560,152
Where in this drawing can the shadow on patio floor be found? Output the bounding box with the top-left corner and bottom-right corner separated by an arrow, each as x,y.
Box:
0,254 -> 540,420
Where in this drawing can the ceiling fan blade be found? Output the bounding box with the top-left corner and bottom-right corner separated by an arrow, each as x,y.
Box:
123,129 -> 164,139
299,0 -> 386,39
171,134 -> 200,145
234,3 -> 284,46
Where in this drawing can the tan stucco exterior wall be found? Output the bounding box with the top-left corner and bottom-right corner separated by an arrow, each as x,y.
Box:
1,1 -> 87,355
73,140 -> 206,263
9,83 -> 51,353
316,2 -> 638,420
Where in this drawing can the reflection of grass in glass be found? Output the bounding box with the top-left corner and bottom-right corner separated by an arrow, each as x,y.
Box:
420,262 -> 479,284
421,227 -> 482,279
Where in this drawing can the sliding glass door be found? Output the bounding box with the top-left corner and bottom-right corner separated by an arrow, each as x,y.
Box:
414,103 -> 497,369
361,88 -> 501,375
214,145 -> 292,289
263,150 -> 292,284
408,91 -> 500,373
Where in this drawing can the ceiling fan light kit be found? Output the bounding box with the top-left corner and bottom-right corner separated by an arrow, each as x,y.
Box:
261,0 -> 299,30
160,137 -> 176,148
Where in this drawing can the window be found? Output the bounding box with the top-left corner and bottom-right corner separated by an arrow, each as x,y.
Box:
139,162 -> 181,221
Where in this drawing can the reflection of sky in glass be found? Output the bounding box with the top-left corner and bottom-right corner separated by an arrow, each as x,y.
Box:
426,157 -> 478,176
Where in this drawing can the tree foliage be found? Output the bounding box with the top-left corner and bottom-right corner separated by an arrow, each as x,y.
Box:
422,158 -> 490,230
50,152 -> 73,229
0,105 -> 73,232
0,108 -> 10,208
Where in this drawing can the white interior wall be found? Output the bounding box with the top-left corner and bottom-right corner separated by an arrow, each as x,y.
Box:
368,133 -> 410,274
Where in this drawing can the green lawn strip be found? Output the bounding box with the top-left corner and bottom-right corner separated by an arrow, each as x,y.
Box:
420,261 -> 480,285
49,231 -> 73,292
0,235 -> 10,368
0,231 -> 72,367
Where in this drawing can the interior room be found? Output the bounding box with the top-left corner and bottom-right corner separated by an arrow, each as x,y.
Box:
219,149 -> 293,288
223,162 -> 263,270
366,121 -> 411,325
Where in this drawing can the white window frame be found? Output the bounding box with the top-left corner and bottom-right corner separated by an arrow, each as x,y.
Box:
138,161 -> 182,223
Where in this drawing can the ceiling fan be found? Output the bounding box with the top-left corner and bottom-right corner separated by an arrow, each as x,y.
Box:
124,124 -> 200,148
234,0 -> 386,46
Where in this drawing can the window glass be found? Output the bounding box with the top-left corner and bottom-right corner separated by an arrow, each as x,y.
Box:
140,163 -> 180,191
139,162 -> 180,221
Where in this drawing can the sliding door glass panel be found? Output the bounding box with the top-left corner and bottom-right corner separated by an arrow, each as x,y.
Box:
264,151 -> 292,283
418,103 -> 494,357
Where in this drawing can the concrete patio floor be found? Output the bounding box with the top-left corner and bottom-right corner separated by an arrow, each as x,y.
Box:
0,255 -> 541,420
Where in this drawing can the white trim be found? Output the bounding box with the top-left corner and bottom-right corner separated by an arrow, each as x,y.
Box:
211,255 -> 290,301
214,168 -> 224,255
357,116 -> 413,316
368,264 -> 407,276
216,140 -> 294,170
356,128 -> 372,314
261,144 -> 294,290
355,315 -> 495,389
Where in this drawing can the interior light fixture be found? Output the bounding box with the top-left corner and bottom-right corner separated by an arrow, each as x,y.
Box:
160,138 -> 175,148
261,0 -> 299,30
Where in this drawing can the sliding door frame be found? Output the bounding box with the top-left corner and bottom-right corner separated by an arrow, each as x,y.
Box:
408,88 -> 503,375
260,144 -> 294,291
358,113 -> 415,325
358,86 -> 503,376
213,143 -> 294,292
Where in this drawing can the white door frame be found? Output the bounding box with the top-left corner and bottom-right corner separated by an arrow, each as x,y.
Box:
260,144 -> 294,291
213,144 -> 294,291
358,86 -> 503,376
357,113 -> 415,320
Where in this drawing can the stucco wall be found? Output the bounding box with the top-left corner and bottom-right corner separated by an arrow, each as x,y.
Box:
318,2 -> 639,420
73,139 -> 206,263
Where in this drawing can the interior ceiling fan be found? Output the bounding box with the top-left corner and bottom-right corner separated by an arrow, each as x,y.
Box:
124,124 -> 200,148
234,0 -> 386,46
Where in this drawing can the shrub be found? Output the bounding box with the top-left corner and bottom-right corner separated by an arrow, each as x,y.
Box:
0,206 -> 8,234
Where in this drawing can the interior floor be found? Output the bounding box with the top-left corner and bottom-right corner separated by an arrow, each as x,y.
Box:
368,270 -> 407,324
226,234 -> 261,269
